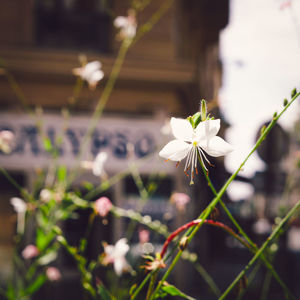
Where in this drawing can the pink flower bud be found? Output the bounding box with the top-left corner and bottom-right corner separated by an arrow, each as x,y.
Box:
139,229 -> 150,244
170,193 -> 191,212
94,197 -> 112,217
22,244 -> 39,260
46,267 -> 61,281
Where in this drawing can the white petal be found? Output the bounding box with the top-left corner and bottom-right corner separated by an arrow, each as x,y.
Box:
196,119 -> 220,140
10,197 -> 27,213
170,118 -> 193,142
88,70 -> 104,83
114,16 -> 128,28
104,245 -> 115,256
85,61 -> 102,73
93,152 -> 107,176
201,136 -> 233,157
115,238 -> 129,257
159,140 -> 191,161
114,258 -> 126,276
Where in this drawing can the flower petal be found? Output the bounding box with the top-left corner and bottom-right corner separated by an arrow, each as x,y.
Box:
85,61 -> 102,73
196,119 -> 220,140
159,140 -> 191,161
114,16 -> 128,28
115,238 -> 129,257
170,118 -> 193,142
201,136 -> 233,157
114,258 -> 126,276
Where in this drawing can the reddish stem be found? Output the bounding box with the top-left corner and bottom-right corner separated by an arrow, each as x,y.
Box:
160,219 -> 252,258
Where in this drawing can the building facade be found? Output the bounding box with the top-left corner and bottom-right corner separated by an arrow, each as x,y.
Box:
0,0 -> 229,298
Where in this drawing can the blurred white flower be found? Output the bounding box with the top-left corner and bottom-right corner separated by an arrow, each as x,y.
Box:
159,117 -> 233,184
22,244 -> 39,260
46,267 -> 61,281
170,192 -> 190,212
40,189 -> 52,202
114,10 -> 137,40
93,152 -> 108,177
94,197 -> 112,217
10,197 -> 27,234
0,130 -> 14,153
73,61 -> 104,90
102,238 -> 131,276
81,152 -> 108,178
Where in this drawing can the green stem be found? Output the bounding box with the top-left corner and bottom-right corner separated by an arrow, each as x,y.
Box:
67,39 -> 130,186
219,199 -> 300,300
131,271 -> 154,300
199,153 -> 292,297
146,271 -> 158,300
260,270 -> 272,300
150,92 -> 300,299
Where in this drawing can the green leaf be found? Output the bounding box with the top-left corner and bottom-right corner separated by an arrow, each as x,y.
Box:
129,284 -> 137,296
192,112 -> 201,129
24,274 -> 47,295
97,284 -> 114,300
82,181 -> 94,191
57,166 -> 67,183
160,283 -> 196,300
36,228 -> 55,251
43,137 -> 53,152
5,283 -> 15,300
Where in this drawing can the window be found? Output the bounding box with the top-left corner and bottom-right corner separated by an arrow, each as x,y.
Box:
34,0 -> 112,53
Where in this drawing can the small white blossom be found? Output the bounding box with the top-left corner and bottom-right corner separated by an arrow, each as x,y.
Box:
0,130 -> 14,153
93,152 -> 108,177
10,197 -> 27,234
102,238 -> 131,276
40,189 -> 52,202
73,61 -> 104,90
159,117 -> 233,184
81,152 -> 108,178
114,10 -> 137,40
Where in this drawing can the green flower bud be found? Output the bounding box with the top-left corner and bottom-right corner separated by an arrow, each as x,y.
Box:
291,88 -> 297,98
192,112 -> 201,129
283,98 -> 288,106
200,99 -> 207,121
187,116 -> 194,128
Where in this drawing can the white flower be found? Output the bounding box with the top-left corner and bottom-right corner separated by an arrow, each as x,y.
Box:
81,152 -> 108,178
10,197 -> 27,234
159,117 -> 233,184
73,61 -> 104,90
0,130 -> 15,153
40,189 -> 52,202
102,238 -> 130,276
93,152 -> 108,177
114,11 -> 137,40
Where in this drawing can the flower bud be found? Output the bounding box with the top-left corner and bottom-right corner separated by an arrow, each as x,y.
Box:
94,197 -> 113,217
46,267 -> 61,281
291,88 -> 297,98
283,98 -> 288,106
179,236 -> 189,251
210,207 -> 220,221
200,99 -> 207,121
22,244 -> 39,260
